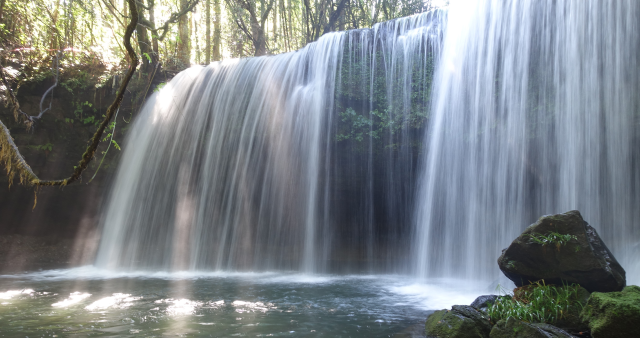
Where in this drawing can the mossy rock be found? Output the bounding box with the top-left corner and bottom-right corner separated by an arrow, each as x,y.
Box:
425,305 -> 491,338
489,318 -> 574,338
498,210 -> 625,293
580,285 -> 640,338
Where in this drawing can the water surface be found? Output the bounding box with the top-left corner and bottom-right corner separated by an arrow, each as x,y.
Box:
0,267 -> 485,337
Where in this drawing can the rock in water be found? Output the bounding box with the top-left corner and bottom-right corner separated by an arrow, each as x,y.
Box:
497,210 -> 625,292
490,318 -> 574,338
470,295 -> 501,311
425,305 -> 491,338
580,285 -> 640,338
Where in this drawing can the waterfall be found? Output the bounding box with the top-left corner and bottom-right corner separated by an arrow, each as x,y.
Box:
415,0 -> 640,283
95,11 -> 445,272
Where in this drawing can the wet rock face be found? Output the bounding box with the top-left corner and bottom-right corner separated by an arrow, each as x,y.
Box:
497,210 -> 625,293
580,285 -> 640,338
470,295 -> 501,311
489,318 -> 574,338
425,305 -> 491,338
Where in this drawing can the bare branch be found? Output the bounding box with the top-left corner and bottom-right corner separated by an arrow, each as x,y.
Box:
0,0 -> 140,187
147,0 -> 200,41
324,0 -> 348,34
260,0 -> 276,25
135,0 -> 151,10
224,0 -> 253,41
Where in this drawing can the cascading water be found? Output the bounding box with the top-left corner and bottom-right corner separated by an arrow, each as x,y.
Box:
95,11 -> 444,272
415,0 -> 640,284
97,1 -> 640,282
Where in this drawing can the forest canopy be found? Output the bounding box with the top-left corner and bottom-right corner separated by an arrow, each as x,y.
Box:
0,0 -> 442,188
1,0 -> 440,67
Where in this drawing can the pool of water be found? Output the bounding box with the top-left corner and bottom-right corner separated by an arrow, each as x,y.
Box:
0,267 -> 487,337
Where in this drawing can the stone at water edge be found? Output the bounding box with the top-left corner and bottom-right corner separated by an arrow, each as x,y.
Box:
497,210 -> 625,293
489,317 -> 574,338
580,285 -> 640,338
425,305 -> 491,338
470,295 -> 501,311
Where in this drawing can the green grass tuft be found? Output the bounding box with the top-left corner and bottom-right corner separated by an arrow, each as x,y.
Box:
487,281 -> 586,325
525,232 -> 578,250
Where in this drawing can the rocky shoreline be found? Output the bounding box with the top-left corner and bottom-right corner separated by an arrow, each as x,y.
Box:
424,211 -> 640,338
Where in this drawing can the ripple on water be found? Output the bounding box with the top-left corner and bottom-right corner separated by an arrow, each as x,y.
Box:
0,268 -> 487,337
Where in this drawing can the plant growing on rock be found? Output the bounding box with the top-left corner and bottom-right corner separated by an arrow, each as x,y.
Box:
526,232 -> 578,251
487,281 -> 589,328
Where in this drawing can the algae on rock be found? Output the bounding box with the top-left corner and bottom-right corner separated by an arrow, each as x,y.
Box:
425,305 -> 492,338
580,285 -> 640,338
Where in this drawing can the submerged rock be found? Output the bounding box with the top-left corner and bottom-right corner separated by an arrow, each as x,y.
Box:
489,318 -> 574,338
425,305 -> 491,338
497,210 -> 625,292
580,285 -> 640,338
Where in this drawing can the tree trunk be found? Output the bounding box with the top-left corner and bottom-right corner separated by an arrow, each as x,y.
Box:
272,0 -> 277,50
250,15 -> 266,56
205,0 -> 211,63
0,0 -> 6,22
213,0 -> 221,60
193,12 -> 199,63
50,0 -> 61,51
137,0 -> 153,73
148,0 -> 159,57
177,0 -> 191,68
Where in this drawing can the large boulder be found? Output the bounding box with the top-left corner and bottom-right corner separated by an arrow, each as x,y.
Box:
497,210 -> 625,292
489,318 -> 574,338
580,285 -> 640,338
425,305 -> 492,338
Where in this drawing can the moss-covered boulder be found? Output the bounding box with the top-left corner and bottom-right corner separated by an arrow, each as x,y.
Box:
425,305 -> 491,338
498,210 -> 625,292
580,285 -> 640,338
489,317 -> 574,338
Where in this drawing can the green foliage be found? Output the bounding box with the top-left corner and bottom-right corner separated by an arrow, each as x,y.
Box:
487,281 -> 587,325
336,108 -> 374,142
154,82 -> 167,92
101,121 -> 121,151
61,73 -> 91,92
73,100 -> 93,115
526,232 -> 578,251
83,116 -> 96,125
26,143 -> 53,152
334,39 -> 436,154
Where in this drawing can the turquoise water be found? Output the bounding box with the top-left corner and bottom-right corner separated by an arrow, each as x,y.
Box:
0,268 -> 485,337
